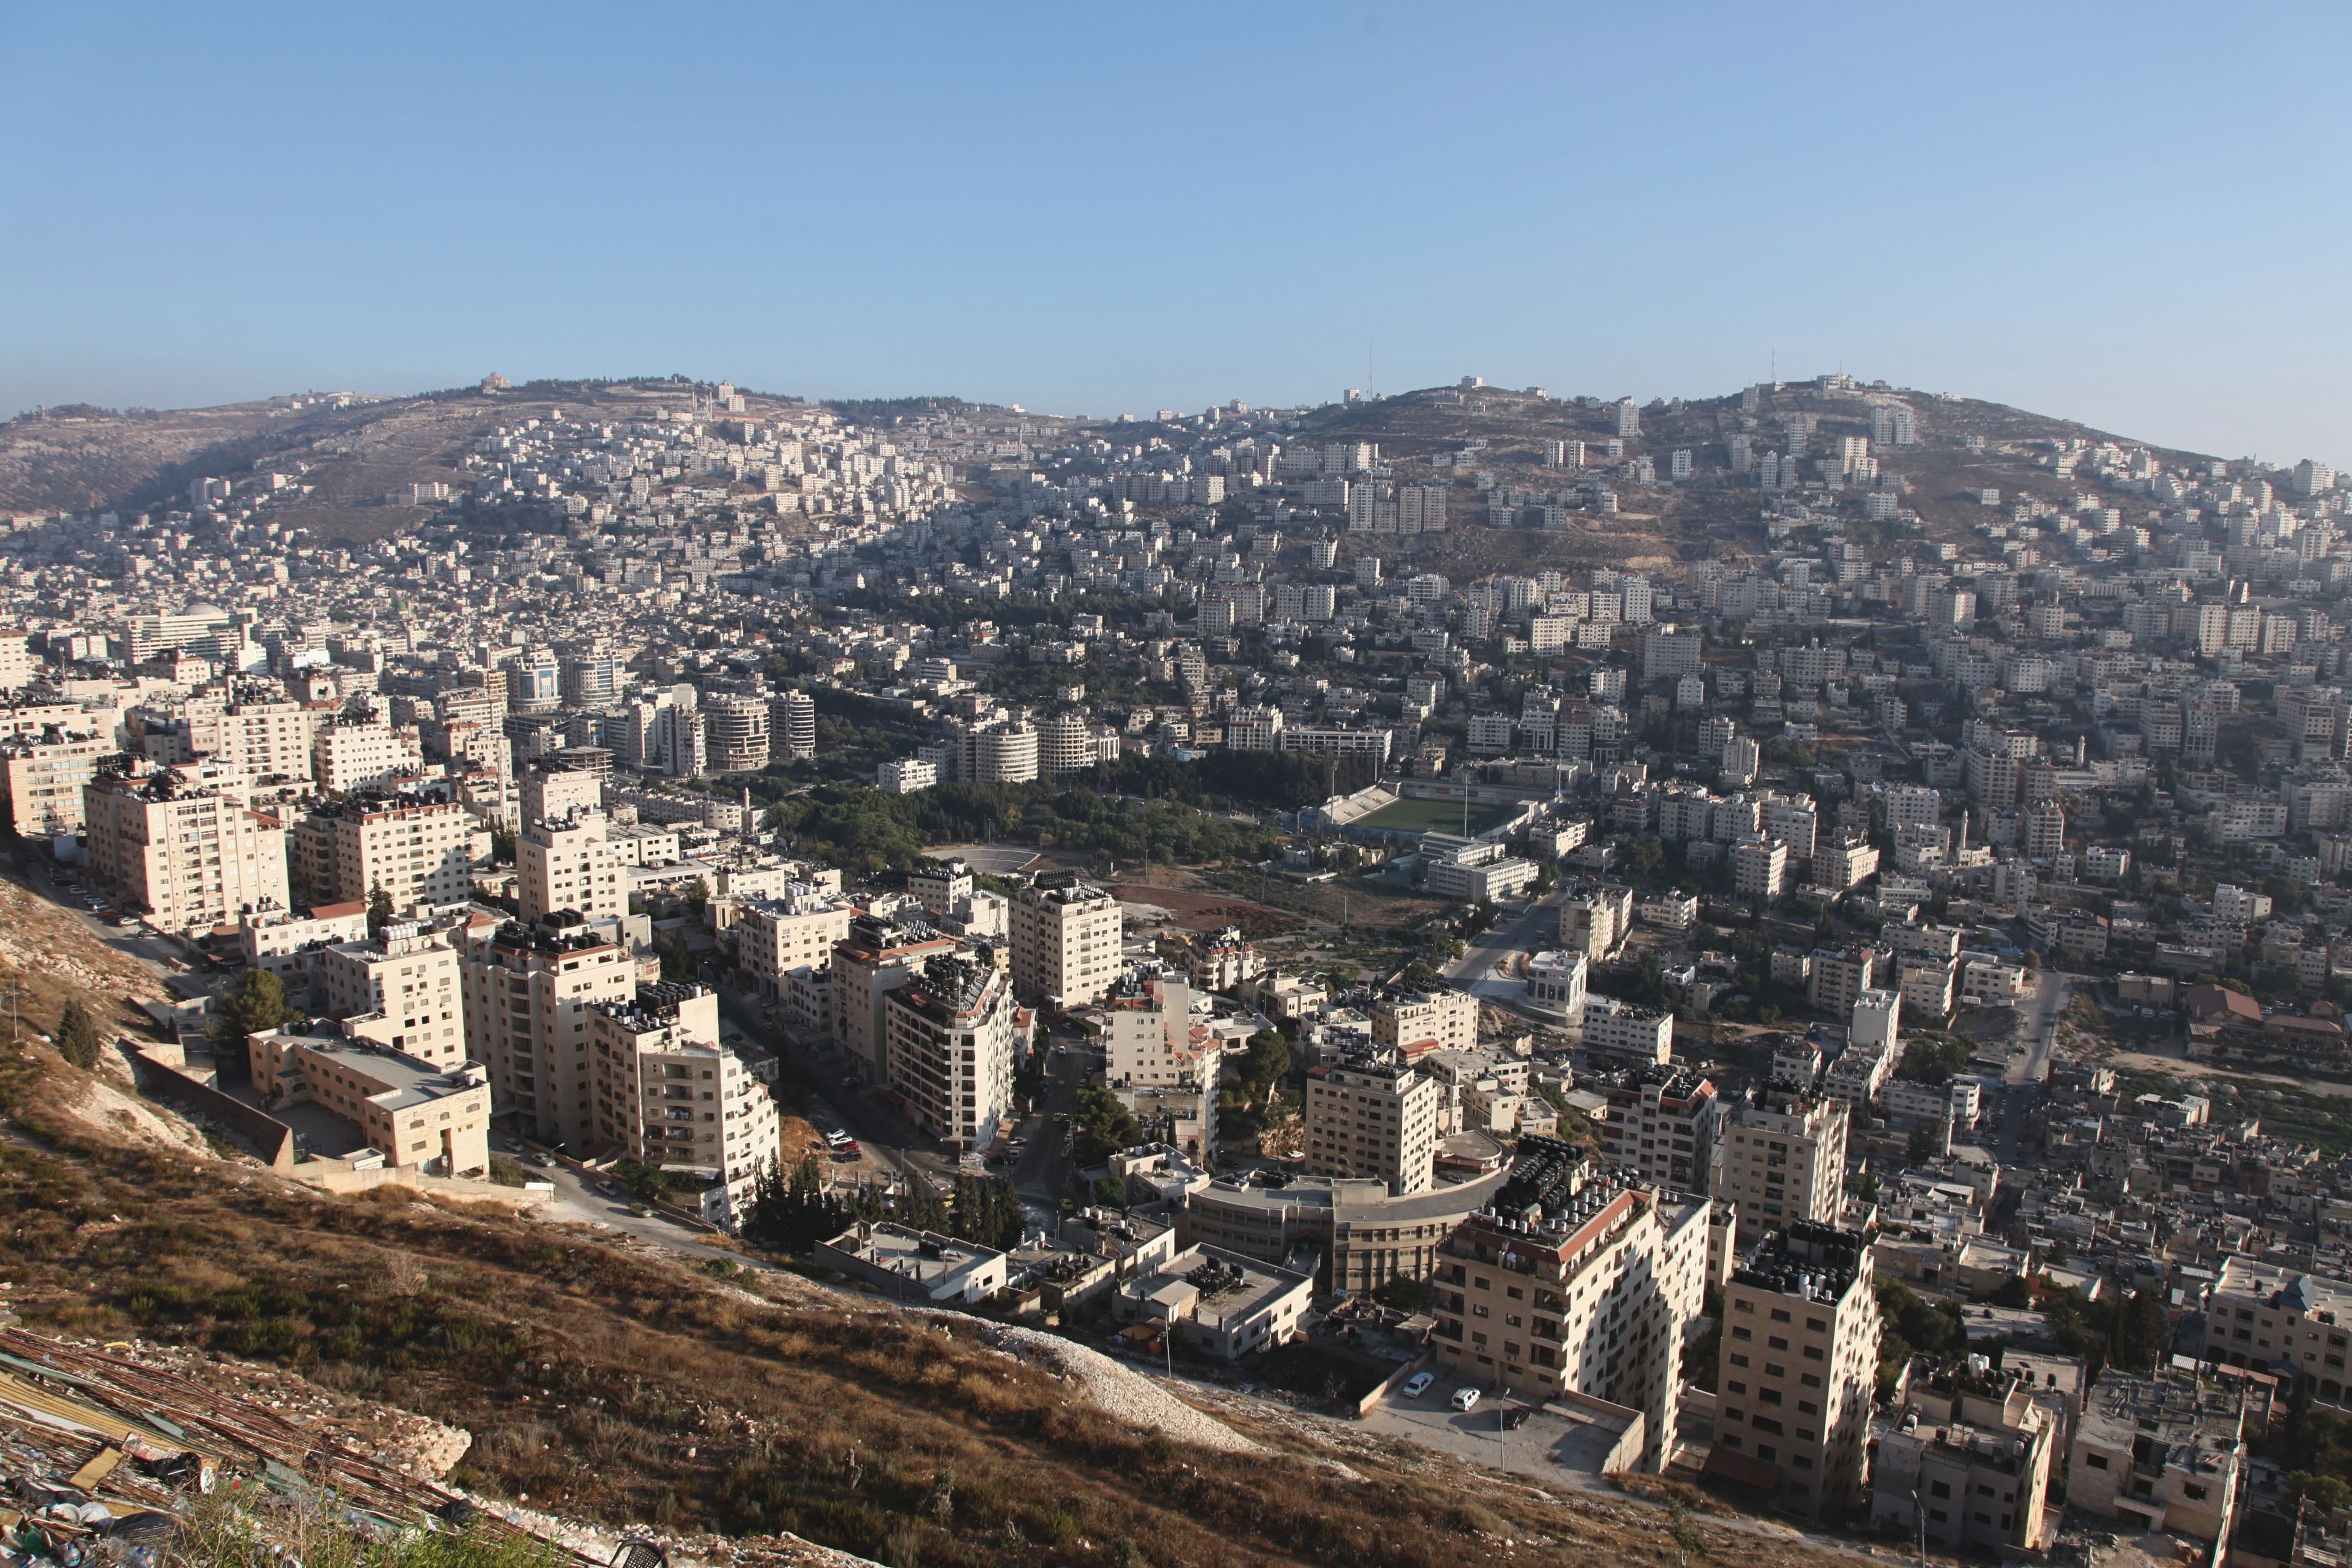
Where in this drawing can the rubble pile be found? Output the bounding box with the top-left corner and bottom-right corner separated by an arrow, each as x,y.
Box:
0,1328 -> 884,1568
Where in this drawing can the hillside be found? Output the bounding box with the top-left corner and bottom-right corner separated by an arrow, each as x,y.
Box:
0,379 -> 811,544
0,866 -> 1866,1568
2,372 -> 2213,564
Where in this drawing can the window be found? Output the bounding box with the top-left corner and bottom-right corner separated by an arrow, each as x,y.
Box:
1931,1482 -> 1950,1499
2085,1454 -> 2108,1471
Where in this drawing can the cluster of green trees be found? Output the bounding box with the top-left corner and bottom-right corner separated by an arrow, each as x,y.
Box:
2264,1401 -> 2352,1512
1217,1029 -> 1296,1143
766,781 -> 1281,876
1874,1275 -> 2170,1396
1897,1034 -> 1976,1085
1071,1086 -> 1142,1167
745,1154 -> 1024,1253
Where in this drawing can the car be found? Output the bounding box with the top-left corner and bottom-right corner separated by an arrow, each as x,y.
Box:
1450,1386 -> 1481,1413
531,1152 -> 557,1168
830,1138 -> 860,1157
1401,1372 -> 1435,1398
840,1075 -> 861,1092
596,1181 -> 624,1199
1500,1405 -> 1532,1430
627,1203 -> 653,1218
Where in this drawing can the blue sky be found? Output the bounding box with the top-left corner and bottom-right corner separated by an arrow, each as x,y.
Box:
3,3 -> 2345,463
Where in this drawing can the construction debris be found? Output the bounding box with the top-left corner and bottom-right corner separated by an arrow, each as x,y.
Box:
0,1328 -> 881,1568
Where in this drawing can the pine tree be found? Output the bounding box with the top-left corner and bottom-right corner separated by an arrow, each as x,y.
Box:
367,882 -> 396,938
54,1000 -> 101,1070
210,967 -> 299,1078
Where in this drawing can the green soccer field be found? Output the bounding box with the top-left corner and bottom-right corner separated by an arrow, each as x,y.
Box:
1354,796 -> 1515,835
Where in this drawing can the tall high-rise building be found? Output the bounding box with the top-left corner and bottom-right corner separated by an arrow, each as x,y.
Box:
831,913 -> 964,1083
1429,1158 -> 1712,1471
772,690 -> 817,762
290,795 -> 483,911
1008,872 -> 1122,1005
1603,1064 -> 1723,1192
0,730 -> 108,838
704,694 -> 770,774
312,920 -> 466,1070
461,912 -> 634,1147
517,812 -> 625,924
84,766 -> 289,934
1714,1223 -> 1883,1520
1303,1058 -> 1442,1195
587,981 -> 777,1231
1714,1086 -> 1851,1245
883,951 -> 1021,1150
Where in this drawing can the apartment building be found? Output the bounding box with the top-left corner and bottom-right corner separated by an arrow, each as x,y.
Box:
2066,1369 -> 2247,1550
703,693 -> 770,774
517,812 -> 625,923
248,1021 -> 492,1177
1812,838 -> 1881,893
312,717 -> 417,794
1009,870 -> 1122,1006
2202,1256 -> 2352,1401
460,913 -> 634,1147
1603,1064 -> 1722,1192
735,884 -> 857,998
84,767 -> 289,932
1560,883 -> 1634,960
1732,837 -> 1789,900
1711,1223 -> 1882,1522
1870,1358 -> 2057,1555
1371,988 -> 1480,1057
292,794 -> 483,911
1303,1058 -> 1442,1196
311,920 -> 466,1070
884,951 -> 1021,1149
587,981 -> 777,1230
1714,1086 -> 1850,1245
1105,975 -> 1206,1090
1808,947 -> 1878,1015
831,912 -> 964,1083
197,698 -> 319,783
1581,996 -> 1674,1064
0,729 -> 107,837
1428,1160 -> 1712,1471
521,758 -> 603,824
235,898 -> 372,985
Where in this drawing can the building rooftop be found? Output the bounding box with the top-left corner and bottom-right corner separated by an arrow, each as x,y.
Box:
272,1026 -> 488,1113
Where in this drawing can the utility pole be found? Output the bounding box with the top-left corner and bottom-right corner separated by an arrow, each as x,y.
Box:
1913,1488 -> 1925,1568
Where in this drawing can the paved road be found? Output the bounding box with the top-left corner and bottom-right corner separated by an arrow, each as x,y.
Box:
15,853 -> 225,1002
1992,968 -> 2074,1162
1443,894 -> 1561,1000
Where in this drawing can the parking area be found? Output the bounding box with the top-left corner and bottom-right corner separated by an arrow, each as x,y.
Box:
1362,1382 -> 1631,1486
